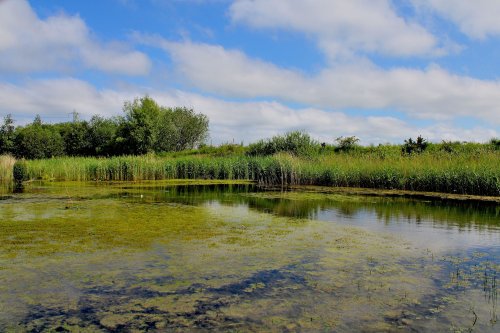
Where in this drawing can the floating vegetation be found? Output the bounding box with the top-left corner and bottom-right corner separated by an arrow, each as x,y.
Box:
0,182 -> 498,332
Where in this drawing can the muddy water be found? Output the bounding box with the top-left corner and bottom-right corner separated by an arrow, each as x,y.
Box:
0,181 -> 497,332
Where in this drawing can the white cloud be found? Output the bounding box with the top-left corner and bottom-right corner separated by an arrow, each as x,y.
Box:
0,78 -> 496,144
0,0 -> 151,75
153,40 -> 500,124
414,0 -> 500,39
0,79 -> 129,120
158,40 -> 306,97
229,0 -> 440,58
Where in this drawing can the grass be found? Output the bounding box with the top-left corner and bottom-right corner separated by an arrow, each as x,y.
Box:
10,148 -> 500,196
0,155 -> 15,182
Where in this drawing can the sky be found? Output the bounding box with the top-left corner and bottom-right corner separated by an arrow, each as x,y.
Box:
1,0 -> 500,145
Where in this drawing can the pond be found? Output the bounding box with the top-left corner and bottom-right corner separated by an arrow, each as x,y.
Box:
0,181 -> 498,332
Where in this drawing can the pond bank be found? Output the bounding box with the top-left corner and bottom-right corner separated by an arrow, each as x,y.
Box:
4,151 -> 500,196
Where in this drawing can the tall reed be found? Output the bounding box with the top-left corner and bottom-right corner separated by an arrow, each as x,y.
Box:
18,151 -> 500,196
0,155 -> 16,182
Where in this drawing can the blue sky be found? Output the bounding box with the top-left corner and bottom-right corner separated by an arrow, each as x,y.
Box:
1,0 -> 499,144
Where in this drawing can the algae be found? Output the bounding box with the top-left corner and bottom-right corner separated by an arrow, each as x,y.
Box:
0,181 -> 498,332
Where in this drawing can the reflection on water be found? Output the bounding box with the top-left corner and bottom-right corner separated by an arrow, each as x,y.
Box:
0,181 -> 498,332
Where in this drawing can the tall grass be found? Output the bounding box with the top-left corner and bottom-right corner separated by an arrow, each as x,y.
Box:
0,155 -> 16,182
17,150 -> 500,196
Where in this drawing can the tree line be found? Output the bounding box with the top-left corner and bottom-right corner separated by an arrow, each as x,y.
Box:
0,96 -> 209,159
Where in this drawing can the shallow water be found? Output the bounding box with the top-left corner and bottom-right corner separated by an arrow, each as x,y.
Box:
0,181 -> 498,332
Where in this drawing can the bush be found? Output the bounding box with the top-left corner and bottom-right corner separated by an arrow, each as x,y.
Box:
247,131 -> 320,158
490,138 -> 500,150
439,140 -> 461,154
335,136 -> 360,152
13,159 -> 29,183
401,135 -> 428,155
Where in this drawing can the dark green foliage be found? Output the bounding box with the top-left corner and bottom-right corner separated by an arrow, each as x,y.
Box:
116,96 -> 162,155
7,96 -> 209,159
156,107 -> 209,152
87,115 -> 119,156
247,131 -> 320,158
13,159 -> 29,183
335,136 -> 360,152
401,135 -> 428,155
439,140 -> 461,153
0,114 -> 16,154
14,116 -> 65,159
490,138 -> 500,150
116,96 -> 209,155
57,120 -> 91,156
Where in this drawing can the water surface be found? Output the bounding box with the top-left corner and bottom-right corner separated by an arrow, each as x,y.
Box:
0,181 -> 498,332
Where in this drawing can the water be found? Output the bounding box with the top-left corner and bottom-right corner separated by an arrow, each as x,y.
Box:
0,181 -> 498,332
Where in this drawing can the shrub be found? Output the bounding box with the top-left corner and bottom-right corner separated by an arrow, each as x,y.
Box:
335,136 -> 360,152
440,140 -> 461,153
402,135 -> 428,155
247,131 -> 320,158
490,138 -> 500,150
13,159 -> 29,183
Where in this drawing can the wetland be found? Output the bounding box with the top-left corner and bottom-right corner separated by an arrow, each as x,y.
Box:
0,181 -> 498,332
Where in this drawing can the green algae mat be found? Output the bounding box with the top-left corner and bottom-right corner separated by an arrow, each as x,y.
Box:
0,181 -> 498,332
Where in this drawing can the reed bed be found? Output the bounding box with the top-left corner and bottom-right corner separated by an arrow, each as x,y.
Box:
0,155 -> 16,182
15,151 -> 500,196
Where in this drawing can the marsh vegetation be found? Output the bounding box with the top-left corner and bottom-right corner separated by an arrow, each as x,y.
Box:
3,146 -> 498,196
1,96 -> 499,196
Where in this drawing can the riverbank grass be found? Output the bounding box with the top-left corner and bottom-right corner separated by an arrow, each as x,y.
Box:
10,150 -> 500,196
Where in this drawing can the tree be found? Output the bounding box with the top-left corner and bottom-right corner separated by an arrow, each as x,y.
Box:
156,107 -> 209,152
14,116 -> 64,159
116,96 -> 210,154
87,115 -> 118,156
116,96 -> 161,155
57,120 -> 91,156
0,114 -> 16,154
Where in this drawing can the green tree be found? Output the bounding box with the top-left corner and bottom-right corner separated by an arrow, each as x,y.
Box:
14,116 -> 65,159
156,107 -> 209,152
87,115 -> 118,156
116,96 -> 209,154
116,96 -> 161,155
57,120 -> 91,156
0,114 -> 16,154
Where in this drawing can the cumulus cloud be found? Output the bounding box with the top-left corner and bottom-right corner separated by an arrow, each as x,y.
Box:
414,0 -> 500,39
229,0 -> 440,58
149,40 -> 500,124
0,0 -> 151,75
0,79 -> 129,121
0,78 -> 496,144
